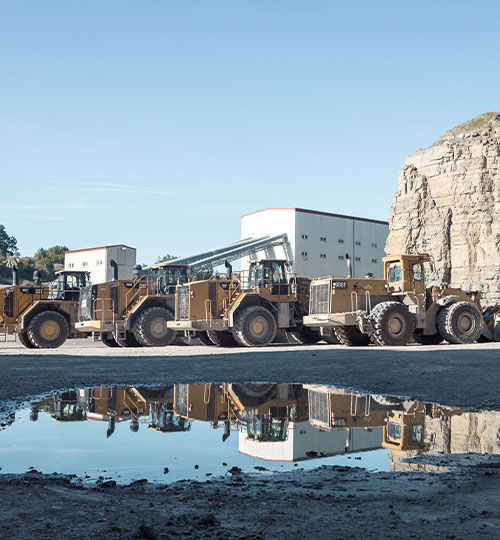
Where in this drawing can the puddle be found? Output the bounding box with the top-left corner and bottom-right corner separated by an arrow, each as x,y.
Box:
1,383 -> 499,484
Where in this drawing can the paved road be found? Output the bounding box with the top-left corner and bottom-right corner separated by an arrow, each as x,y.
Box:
1,340 -> 499,410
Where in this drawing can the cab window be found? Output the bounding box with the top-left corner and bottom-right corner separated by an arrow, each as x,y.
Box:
388,264 -> 402,283
412,263 -> 423,281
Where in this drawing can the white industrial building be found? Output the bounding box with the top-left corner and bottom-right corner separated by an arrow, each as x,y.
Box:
64,244 -> 136,284
241,208 -> 389,278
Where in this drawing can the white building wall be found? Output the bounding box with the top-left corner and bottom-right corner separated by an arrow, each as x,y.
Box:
238,421 -> 383,462
241,208 -> 388,279
64,245 -> 136,284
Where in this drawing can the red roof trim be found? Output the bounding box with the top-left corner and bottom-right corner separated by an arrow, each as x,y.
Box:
65,244 -> 136,255
241,207 -> 388,226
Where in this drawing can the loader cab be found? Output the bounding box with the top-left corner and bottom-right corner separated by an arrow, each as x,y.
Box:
248,259 -> 290,295
51,271 -> 90,301
383,254 -> 430,295
151,263 -> 191,294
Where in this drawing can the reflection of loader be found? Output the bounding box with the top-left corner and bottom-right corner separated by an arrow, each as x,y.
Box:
382,402 -> 465,452
31,391 -> 87,422
169,260 -> 318,347
0,268 -> 90,348
304,253 -> 497,346
305,385 -> 399,430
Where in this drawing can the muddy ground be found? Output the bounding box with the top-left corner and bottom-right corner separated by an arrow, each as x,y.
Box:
1,340 -> 500,539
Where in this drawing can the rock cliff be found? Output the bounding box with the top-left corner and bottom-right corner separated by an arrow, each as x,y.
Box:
386,112 -> 500,305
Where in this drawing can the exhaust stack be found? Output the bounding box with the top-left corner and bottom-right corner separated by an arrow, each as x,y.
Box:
33,270 -> 42,286
346,253 -> 352,278
132,264 -> 142,279
110,259 -> 119,281
225,260 -> 232,279
12,267 -> 19,286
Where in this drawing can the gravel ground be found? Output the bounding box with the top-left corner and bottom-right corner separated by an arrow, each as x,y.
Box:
1,339 -> 500,539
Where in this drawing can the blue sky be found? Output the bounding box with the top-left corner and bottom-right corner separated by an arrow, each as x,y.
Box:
1,1 -> 499,264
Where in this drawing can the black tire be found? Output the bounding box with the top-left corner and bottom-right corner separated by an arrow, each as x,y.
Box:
370,302 -> 414,346
18,332 -> 37,349
413,333 -> 443,345
286,325 -> 321,344
196,331 -> 215,346
207,330 -> 239,347
102,333 -> 120,347
117,332 -> 142,348
334,325 -> 371,346
437,302 -> 482,344
232,306 -> 277,347
322,332 -> 341,345
133,306 -> 176,347
27,311 -> 69,348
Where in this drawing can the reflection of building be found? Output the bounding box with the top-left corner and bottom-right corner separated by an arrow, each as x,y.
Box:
238,420 -> 382,462
64,244 -> 136,283
241,208 -> 389,279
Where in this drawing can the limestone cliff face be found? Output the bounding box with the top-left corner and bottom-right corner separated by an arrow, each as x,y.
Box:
386,112 -> 500,304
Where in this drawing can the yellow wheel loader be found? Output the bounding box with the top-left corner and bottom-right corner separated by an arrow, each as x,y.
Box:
0,267 -> 90,348
303,253 -> 496,346
168,259 -> 316,347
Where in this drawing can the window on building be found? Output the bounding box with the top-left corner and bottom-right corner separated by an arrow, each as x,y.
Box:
320,236 -> 327,242
96,260 -> 103,266
355,257 -> 361,262
338,255 -> 344,260
301,234 -> 308,239
338,239 -> 344,244
320,254 -> 327,259
372,242 -> 377,248
301,251 -> 308,258
82,262 -> 88,267
355,241 -> 361,246
372,258 -> 377,264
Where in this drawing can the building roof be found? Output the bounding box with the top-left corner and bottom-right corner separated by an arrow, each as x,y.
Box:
65,244 -> 136,255
241,207 -> 388,226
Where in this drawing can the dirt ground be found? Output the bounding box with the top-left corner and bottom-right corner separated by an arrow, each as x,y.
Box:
1,340 -> 500,539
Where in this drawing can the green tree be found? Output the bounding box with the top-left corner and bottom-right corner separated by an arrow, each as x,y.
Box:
0,224 -> 17,256
33,245 -> 68,281
155,254 -> 177,264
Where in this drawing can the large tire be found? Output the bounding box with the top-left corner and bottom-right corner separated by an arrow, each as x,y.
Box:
232,306 -> 277,347
286,325 -> 321,344
18,332 -> 37,349
27,311 -> 69,348
117,332 -> 142,348
334,325 -> 371,346
437,302 -> 482,344
196,331 -> 215,346
133,306 -> 176,347
413,332 -> 443,345
207,330 -> 239,347
322,332 -> 341,345
102,333 -> 120,347
370,302 -> 413,346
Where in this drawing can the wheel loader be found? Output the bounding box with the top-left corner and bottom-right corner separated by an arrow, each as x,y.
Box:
303,253 -> 497,346
75,260 -> 192,347
0,267 -> 90,348
167,259 -> 317,347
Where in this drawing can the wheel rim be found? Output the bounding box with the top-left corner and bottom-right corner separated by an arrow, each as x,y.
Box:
40,320 -> 60,341
457,312 -> 474,334
249,316 -> 268,339
388,314 -> 405,337
150,316 -> 168,339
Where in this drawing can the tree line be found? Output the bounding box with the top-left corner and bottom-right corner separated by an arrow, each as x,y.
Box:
0,224 -> 67,284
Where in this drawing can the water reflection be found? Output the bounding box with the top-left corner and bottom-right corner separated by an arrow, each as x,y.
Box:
4,383 -> 500,480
